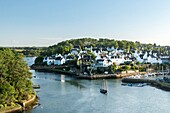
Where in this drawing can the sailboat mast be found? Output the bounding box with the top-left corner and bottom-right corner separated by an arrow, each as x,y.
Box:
104,79 -> 106,90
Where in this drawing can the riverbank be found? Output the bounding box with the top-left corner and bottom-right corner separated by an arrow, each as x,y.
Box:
0,104 -> 22,113
0,94 -> 37,113
122,78 -> 170,91
77,72 -> 147,80
77,74 -> 117,79
31,65 -> 76,76
31,65 -> 147,80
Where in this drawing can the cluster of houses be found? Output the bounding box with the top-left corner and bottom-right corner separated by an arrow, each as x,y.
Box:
42,46 -> 170,68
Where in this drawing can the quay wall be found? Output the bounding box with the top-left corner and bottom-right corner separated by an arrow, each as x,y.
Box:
31,65 -> 147,80
122,78 -> 170,91
22,94 -> 37,108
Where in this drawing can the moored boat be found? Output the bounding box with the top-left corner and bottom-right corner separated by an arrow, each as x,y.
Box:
100,79 -> 107,94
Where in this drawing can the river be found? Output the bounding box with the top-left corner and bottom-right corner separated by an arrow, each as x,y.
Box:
25,57 -> 170,113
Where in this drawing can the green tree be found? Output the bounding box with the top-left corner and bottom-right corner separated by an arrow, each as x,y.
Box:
114,41 -> 118,49
34,56 -> 44,65
63,46 -> 70,54
0,49 -> 33,108
111,62 -> 117,71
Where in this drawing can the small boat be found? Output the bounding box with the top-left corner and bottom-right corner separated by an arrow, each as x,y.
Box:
100,79 -> 107,94
32,85 -> 40,89
121,83 -> 127,86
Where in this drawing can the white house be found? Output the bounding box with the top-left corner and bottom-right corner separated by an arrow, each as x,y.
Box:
94,53 -> 112,67
54,54 -> 65,65
95,59 -> 112,67
133,51 -> 144,63
70,48 -> 79,55
117,49 -> 124,53
101,48 -> 108,54
66,54 -> 75,61
109,53 -> 125,65
80,49 -> 87,54
133,51 -> 162,64
107,46 -> 115,52
92,48 -> 101,56
43,56 -> 55,65
146,55 -> 162,64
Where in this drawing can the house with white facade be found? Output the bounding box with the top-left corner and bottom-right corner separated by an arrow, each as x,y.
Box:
109,53 -> 125,65
66,54 -> 75,61
54,54 -> 65,65
80,49 -> 87,54
160,55 -> 170,63
95,59 -> 112,67
70,48 -> 79,55
94,53 -> 112,67
92,48 -> 101,56
133,50 -> 162,64
107,46 -> 115,52
101,47 -> 108,54
43,56 -> 55,65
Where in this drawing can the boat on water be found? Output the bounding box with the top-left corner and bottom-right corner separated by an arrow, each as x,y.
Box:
100,79 -> 107,94
32,84 -> 40,89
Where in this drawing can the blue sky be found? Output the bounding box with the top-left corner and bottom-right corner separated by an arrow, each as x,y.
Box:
0,0 -> 170,47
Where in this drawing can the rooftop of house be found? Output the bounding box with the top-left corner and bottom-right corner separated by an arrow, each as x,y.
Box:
55,57 -> 63,60
71,48 -> 79,51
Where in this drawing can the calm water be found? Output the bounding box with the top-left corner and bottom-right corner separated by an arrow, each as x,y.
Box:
25,57 -> 170,113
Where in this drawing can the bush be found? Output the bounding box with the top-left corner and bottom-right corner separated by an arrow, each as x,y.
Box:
121,65 -> 130,71
131,66 -> 136,70
34,56 -> 44,65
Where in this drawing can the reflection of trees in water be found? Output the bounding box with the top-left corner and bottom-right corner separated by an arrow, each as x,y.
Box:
33,76 -> 85,89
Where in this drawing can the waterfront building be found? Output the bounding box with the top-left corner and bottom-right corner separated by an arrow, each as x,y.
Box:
43,56 -> 55,65
54,54 -> 65,65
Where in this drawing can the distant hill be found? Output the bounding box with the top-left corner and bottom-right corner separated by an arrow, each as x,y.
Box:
2,38 -> 169,56
43,38 -> 170,56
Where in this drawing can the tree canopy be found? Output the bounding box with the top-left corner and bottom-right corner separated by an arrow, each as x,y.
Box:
41,38 -> 169,56
0,49 -> 33,108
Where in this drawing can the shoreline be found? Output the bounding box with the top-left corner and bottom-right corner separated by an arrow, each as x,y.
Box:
0,94 -> 37,113
31,65 -> 146,80
122,78 -> 170,91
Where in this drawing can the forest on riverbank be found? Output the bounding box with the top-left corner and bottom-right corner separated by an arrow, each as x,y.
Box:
0,49 -> 34,111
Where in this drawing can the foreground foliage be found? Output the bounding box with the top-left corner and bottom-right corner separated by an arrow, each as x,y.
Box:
0,49 -> 33,108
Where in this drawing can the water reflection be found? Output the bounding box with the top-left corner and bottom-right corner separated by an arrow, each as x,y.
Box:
61,74 -> 65,82
66,80 -> 85,89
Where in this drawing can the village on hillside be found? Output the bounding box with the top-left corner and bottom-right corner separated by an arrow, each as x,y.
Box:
39,45 -> 170,76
